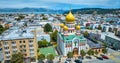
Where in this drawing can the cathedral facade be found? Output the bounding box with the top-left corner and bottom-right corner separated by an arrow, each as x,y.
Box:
57,11 -> 89,56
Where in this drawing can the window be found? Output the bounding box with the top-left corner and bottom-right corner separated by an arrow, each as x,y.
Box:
4,42 -> 8,45
5,51 -> 10,54
24,50 -> 26,52
23,41 -> 25,43
29,45 -> 33,47
12,46 -> 17,49
4,47 -> 9,49
30,49 -> 34,52
24,45 -> 26,48
29,40 -> 33,43
12,42 -> 16,44
13,51 -> 17,53
6,56 -> 10,58
20,45 -> 22,48
19,41 -> 22,43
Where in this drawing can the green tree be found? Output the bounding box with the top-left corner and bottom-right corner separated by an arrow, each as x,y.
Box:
102,48 -> 107,54
0,25 -> 7,34
87,49 -> 94,56
50,30 -> 58,42
44,23 -> 52,33
38,40 -> 48,48
80,50 -> 86,57
47,54 -> 54,60
38,54 -> 45,63
83,31 -> 89,38
67,52 -> 73,58
97,25 -> 102,30
11,52 -> 24,63
94,50 -> 98,55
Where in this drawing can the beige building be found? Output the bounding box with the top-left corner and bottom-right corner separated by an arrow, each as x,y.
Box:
0,27 -> 38,61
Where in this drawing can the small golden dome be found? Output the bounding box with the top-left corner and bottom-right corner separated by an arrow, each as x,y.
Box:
76,25 -> 80,30
63,26 -> 68,31
60,23 -> 64,28
66,11 -> 75,23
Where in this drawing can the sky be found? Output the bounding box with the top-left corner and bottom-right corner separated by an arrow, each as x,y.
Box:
0,0 -> 120,10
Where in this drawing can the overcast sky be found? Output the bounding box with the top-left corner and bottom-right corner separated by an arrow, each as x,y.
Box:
0,0 -> 120,10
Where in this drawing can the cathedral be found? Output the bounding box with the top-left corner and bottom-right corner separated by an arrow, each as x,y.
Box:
57,11 -> 89,56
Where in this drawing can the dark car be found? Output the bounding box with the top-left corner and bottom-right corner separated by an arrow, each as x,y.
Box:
78,56 -> 83,60
96,57 -> 103,60
86,56 -> 92,59
74,59 -> 82,63
100,54 -> 109,59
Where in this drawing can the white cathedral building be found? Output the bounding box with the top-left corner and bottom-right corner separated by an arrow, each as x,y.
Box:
57,11 -> 89,56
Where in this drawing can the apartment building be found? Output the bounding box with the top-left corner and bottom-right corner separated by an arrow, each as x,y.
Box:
0,27 -> 37,61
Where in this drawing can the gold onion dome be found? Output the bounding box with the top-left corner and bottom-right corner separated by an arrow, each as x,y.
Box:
63,26 -> 68,31
60,23 -> 64,28
76,25 -> 80,30
66,11 -> 75,23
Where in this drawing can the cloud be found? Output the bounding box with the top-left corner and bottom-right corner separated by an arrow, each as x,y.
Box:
0,0 -> 119,9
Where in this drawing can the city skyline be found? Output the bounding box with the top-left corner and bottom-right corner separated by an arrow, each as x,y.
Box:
0,0 -> 120,10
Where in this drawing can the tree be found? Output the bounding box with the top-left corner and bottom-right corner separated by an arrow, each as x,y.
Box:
38,54 -> 45,63
102,48 -> 107,54
11,52 -> 24,63
80,50 -> 86,57
47,54 -> 54,61
83,31 -> 89,38
97,25 -> 102,30
38,40 -> 48,48
50,30 -> 58,42
67,52 -> 73,58
94,50 -> 98,55
87,49 -> 94,56
0,25 -> 7,34
44,23 -> 52,33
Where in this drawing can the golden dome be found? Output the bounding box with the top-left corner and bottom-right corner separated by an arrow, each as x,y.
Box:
60,23 -> 64,28
66,11 -> 75,23
76,25 -> 80,30
63,26 -> 68,31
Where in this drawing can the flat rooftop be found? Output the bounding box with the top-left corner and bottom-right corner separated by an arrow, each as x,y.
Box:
0,27 -> 35,40
106,32 -> 120,41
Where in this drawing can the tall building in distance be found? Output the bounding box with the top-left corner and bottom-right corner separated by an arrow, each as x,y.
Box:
57,11 -> 89,56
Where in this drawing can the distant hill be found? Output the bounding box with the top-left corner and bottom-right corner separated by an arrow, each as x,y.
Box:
64,8 -> 120,14
0,8 -> 119,14
0,7 -> 65,14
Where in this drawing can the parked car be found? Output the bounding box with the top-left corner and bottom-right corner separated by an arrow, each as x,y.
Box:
86,56 -> 92,59
78,56 -> 83,60
74,59 -> 82,63
66,58 -> 71,61
96,57 -> 103,60
101,55 -> 109,59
